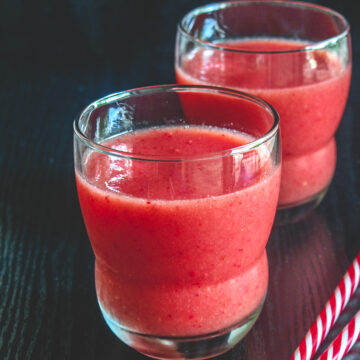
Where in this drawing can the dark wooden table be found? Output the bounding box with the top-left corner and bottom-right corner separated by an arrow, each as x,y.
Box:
0,0 -> 359,359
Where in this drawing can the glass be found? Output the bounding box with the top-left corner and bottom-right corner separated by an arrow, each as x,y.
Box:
176,0 -> 351,223
74,85 -> 281,359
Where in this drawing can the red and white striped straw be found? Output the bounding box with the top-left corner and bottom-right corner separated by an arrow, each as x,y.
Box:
290,252 -> 360,360
318,310 -> 360,360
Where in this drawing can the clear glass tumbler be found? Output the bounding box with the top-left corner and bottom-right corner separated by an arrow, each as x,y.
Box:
176,1 -> 351,223
74,85 -> 280,359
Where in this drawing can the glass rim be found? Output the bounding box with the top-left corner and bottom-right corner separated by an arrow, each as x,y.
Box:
73,84 -> 279,162
178,0 -> 350,55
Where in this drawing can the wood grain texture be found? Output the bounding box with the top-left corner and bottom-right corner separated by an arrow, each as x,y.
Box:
0,0 -> 359,359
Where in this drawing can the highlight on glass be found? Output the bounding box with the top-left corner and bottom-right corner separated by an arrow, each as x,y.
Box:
74,85 -> 281,359
176,0 -> 351,222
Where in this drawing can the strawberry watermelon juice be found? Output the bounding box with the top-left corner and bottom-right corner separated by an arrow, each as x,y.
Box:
75,125 -> 281,336
176,39 -> 351,206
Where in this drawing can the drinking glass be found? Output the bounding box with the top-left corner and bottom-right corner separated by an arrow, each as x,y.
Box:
176,1 -> 351,223
74,85 -> 281,359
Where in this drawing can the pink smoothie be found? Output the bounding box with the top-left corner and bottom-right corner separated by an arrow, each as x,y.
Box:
176,39 -> 351,206
76,126 -> 280,336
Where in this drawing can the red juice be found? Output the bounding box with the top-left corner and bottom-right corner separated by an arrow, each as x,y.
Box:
76,126 -> 280,336
176,39 -> 351,206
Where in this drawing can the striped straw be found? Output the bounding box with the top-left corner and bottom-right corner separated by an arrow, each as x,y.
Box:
290,253 -> 360,360
318,310 -> 360,360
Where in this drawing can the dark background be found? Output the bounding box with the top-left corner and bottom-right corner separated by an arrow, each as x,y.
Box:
0,0 -> 359,359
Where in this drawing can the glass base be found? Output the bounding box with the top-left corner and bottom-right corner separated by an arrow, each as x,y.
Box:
275,187 -> 328,226
99,302 -> 264,359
